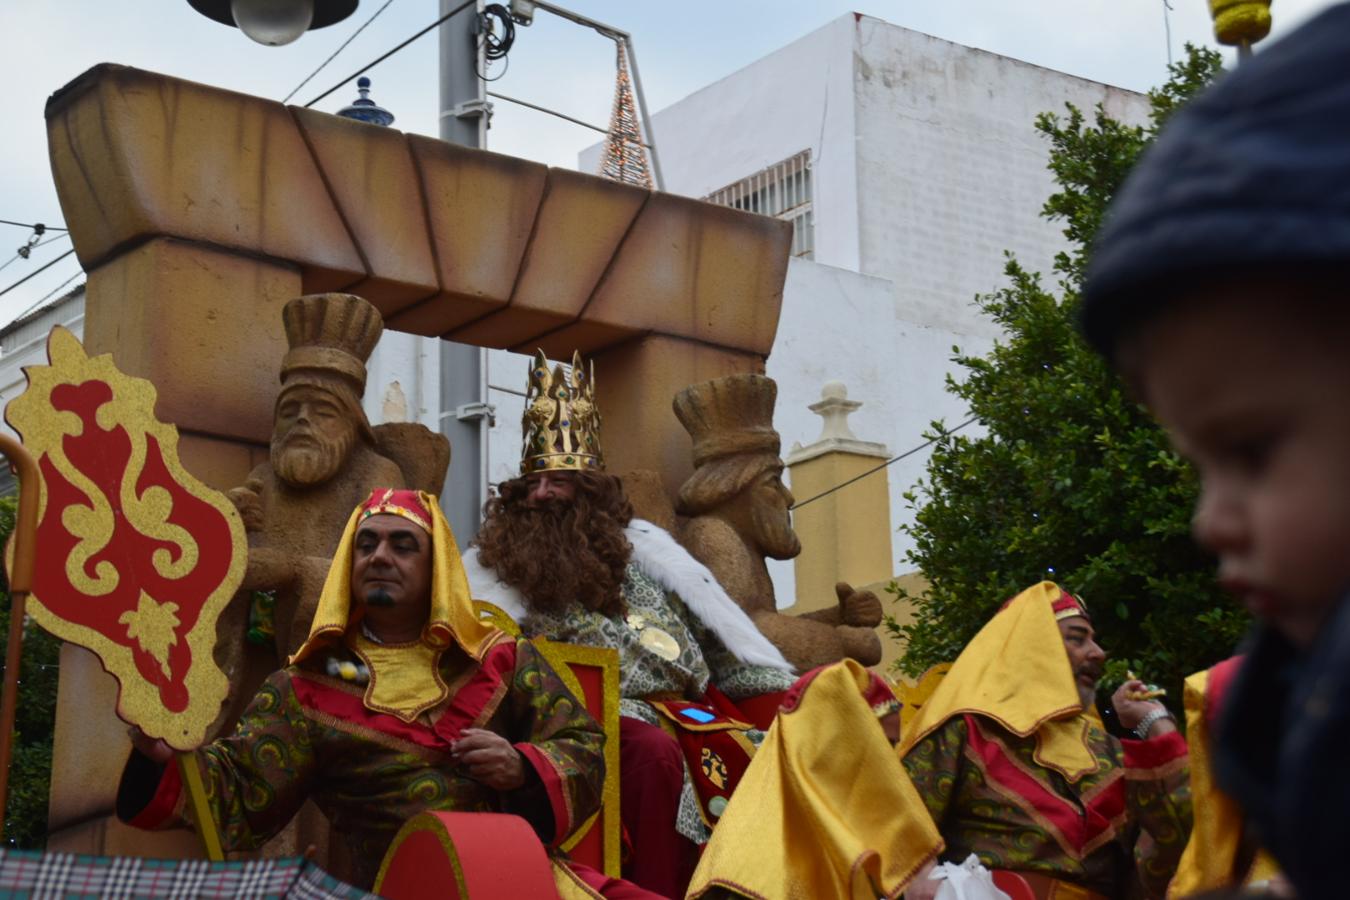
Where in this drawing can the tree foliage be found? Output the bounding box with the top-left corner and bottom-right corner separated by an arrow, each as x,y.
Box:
0,492 -> 61,849
889,46 -> 1242,707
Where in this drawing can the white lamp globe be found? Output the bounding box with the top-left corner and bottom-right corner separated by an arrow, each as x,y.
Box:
230,0 -> 315,46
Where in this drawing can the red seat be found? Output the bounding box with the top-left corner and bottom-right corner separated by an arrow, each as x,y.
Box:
991,869 -> 1037,900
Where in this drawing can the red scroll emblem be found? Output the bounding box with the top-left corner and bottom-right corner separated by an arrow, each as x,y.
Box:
5,327 -> 245,749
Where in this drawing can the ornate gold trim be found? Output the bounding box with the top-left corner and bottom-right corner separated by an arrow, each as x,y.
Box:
373,812 -> 469,897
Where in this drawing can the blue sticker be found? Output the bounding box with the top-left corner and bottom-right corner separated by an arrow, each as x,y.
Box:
680,708 -> 716,723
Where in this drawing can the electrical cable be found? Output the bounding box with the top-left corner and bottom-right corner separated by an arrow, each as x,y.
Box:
477,4 -> 514,82
283,0 -> 398,104
304,0 -> 476,109
15,269 -> 85,323
0,220 -> 66,232
0,232 -> 72,276
789,417 -> 978,511
0,248 -> 77,300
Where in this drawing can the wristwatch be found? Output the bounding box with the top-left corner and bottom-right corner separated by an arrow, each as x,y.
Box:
1133,707 -> 1174,740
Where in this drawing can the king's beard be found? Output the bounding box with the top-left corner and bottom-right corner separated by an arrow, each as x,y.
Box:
272,425 -> 356,488
478,499 -> 629,617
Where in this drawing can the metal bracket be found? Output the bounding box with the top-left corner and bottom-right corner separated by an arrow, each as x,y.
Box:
450,99 -> 494,122
447,401 -> 497,427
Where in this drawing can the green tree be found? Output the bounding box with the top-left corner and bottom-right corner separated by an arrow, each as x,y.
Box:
0,491 -> 61,848
889,45 -> 1244,707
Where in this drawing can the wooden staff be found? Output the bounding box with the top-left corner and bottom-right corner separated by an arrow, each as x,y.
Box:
0,435 -> 40,842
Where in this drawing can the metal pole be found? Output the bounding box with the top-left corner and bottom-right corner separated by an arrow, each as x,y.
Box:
621,35 -> 664,191
0,436 -> 39,842
526,0 -> 664,191
438,0 -> 491,543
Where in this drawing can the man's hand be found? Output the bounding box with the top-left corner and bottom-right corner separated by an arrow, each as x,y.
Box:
836,582 -> 883,628
451,728 -> 527,791
903,860 -> 941,900
127,726 -> 175,766
1111,681 -> 1176,736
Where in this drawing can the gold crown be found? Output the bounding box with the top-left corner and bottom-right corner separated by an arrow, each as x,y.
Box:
520,350 -> 604,474
280,293 -> 383,391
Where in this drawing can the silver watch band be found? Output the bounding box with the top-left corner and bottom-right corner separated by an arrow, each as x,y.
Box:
1133,707 -> 1173,740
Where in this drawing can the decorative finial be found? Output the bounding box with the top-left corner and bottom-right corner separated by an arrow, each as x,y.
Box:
337,77 -> 396,127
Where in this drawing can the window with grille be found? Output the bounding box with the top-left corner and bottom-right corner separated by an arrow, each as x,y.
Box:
704,150 -> 814,259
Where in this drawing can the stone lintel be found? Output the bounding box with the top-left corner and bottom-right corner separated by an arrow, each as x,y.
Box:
46,64 -> 790,359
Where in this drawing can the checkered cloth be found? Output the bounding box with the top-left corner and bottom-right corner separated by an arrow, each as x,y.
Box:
0,850 -> 381,899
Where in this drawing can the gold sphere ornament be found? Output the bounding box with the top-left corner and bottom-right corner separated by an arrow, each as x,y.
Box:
1209,0 -> 1273,47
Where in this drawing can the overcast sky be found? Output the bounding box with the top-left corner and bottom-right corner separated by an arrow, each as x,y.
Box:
0,0 -> 1337,327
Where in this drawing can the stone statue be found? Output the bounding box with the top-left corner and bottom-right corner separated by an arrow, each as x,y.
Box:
228,292 -> 450,660
674,373 -> 883,670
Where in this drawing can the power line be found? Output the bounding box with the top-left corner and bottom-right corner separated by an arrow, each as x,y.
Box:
0,248 -> 77,300
790,417 -> 979,511
14,269 -> 84,322
304,0 -> 476,109
0,220 -> 66,232
0,233 -> 72,276
283,0 -> 398,104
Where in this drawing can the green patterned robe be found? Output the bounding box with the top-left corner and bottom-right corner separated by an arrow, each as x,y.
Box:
119,636 -> 604,889
902,714 -> 1191,898
521,563 -> 795,841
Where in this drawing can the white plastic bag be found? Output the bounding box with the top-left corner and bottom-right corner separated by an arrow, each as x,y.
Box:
929,854 -> 1012,900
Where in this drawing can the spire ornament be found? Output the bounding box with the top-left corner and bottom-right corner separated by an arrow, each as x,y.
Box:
599,41 -> 654,188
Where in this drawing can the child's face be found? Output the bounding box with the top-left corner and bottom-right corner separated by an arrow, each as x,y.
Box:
1129,280 -> 1350,650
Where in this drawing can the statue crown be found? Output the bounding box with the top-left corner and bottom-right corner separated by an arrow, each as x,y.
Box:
520,350 -> 604,475
280,293 -> 383,390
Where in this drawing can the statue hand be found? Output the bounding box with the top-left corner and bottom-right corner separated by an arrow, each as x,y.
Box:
241,546 -> 296,592
227,485 -> 264,532
452,728 -> 527,791
835,582 -> 883,627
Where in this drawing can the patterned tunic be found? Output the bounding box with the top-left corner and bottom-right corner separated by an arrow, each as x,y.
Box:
120,638 -> 604,889
902,714 -> 1190,898
520,563 -> 794,841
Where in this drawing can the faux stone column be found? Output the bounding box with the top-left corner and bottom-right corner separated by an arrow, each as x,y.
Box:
784,382 -> 893,613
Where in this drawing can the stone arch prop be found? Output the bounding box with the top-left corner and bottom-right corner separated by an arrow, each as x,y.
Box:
42,64 -> 790,855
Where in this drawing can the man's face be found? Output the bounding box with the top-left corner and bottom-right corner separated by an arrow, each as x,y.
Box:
1131,283 -> 1350,649
271,383 -> 357,487
351,514 -> 432,620
1058,615 -> 1106,709
749,468 -> 801,560
525,471 -> 577,507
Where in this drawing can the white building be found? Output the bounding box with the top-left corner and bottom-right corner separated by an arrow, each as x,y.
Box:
0,13 -> 1147,605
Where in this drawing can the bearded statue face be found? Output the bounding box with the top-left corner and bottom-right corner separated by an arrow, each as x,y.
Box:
271,383 -> 358,488
747,468 -> 802,560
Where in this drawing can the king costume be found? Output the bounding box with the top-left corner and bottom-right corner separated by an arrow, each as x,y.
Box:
117,489 -> 606,891
464,352 -> 796,863
899,583 -> 1191,900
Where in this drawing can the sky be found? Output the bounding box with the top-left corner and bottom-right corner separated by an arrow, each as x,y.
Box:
0,0 -> 1337,328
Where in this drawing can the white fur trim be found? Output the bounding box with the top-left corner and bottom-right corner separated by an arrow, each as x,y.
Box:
462,521 -> 794,673
625,520 -> 794,673
462,547 -> 529,623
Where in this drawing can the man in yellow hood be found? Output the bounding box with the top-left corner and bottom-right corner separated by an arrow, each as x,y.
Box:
117,489 -> 612,891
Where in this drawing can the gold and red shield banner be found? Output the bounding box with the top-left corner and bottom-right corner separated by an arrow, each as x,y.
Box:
5,327 -> 245,749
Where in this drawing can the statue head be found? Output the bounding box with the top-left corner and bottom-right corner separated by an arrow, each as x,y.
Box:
270,293 -> 381,488
674,374 -> 802,560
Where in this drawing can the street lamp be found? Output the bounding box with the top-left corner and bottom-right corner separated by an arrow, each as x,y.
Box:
187,0 -> 359,46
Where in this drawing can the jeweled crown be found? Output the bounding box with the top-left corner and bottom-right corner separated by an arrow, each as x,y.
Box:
520,350 -> 604,474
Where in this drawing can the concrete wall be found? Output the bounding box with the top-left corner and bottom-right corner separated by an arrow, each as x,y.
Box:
767,258 -> 991,608
852,14 -> 1148,339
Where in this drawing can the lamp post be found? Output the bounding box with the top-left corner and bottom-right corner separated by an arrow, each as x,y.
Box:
186,0 -> 359,46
